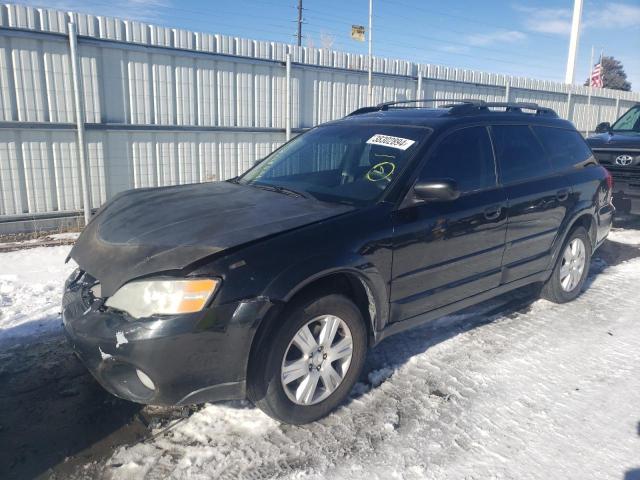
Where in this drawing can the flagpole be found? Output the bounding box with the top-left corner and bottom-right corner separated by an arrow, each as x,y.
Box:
564,0 -> 583,84
587,46 -> 594,136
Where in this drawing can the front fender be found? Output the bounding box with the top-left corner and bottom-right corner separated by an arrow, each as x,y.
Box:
263,251 -> 390,335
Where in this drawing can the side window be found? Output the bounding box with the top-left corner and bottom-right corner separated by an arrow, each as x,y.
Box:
420,126 -> 496,193
533,126 -> 594,171
491,125 -> 552,185
612,106 -> 640,131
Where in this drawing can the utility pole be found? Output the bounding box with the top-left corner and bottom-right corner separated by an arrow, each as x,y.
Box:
368,0 -> 373,104
297,0 -> 303,47
564,0 -> 583,84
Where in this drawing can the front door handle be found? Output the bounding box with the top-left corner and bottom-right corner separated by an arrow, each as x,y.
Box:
484,206 -> 502,220
556,189 -> 570,202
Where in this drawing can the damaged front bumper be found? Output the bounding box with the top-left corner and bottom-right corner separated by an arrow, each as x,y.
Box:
62,270 -> 274,406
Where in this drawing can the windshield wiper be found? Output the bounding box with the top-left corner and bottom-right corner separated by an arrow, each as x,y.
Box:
252,184 -> 308,198
273,185 -> 309,198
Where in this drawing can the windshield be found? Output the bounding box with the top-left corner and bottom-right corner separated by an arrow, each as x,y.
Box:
238,124 -> 429,205
612,106 -> 640,133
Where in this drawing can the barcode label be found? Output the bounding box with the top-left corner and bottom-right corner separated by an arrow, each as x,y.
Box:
366,134 -> 416,150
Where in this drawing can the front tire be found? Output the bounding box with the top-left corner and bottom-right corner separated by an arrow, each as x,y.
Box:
541,226 -> 591,303
248,294 -> 367,424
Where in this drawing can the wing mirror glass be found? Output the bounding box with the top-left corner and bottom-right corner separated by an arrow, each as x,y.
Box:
413,179 -> 460,202
595,122 -> 612,134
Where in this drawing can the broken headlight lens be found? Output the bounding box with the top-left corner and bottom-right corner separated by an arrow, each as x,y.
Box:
105,278 -> 219,319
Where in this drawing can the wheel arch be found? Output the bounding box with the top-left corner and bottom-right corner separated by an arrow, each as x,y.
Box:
550,209 -> 598,268
284,270 -> 379,345
245,266 -> 386,393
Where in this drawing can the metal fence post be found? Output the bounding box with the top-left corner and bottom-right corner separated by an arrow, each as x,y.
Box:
285,53 -> 292,141
504,81 -> 511,102
68,22 -> 92,226
566,91 -> 573,122
416,67 -> 422,100
586,87 -> 593,136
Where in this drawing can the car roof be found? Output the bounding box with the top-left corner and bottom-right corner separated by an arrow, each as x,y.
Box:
327,100 -> 576,132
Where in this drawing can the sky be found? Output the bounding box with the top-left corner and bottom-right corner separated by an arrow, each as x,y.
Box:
19,0 -> 640,90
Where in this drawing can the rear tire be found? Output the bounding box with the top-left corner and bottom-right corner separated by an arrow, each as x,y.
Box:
247,294 -> 367,424
541,226 -> 591,303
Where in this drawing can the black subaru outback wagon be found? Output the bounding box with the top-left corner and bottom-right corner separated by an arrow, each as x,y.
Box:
63,100 -> 614,424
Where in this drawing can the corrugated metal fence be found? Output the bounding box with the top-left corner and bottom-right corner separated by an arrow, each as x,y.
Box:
1,3 -> 639,228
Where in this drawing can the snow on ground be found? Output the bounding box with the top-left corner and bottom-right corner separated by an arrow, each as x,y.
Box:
104,227 -> 640,480
0,246 -> 74,340
1,229 -> 640,479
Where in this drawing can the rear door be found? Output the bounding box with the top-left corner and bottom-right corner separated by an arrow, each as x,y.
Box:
390,126 -> 508,322
533,126 -> 609,243
491,124 -> 572,283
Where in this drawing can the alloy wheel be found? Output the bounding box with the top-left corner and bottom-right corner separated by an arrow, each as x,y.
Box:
280,315 -> 353,406
560,237 -> 586,292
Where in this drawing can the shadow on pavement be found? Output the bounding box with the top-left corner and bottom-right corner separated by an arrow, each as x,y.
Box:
612,213 -> 640,230
358,284 -> 541,394
358,231 -> 640,397
593,239 -> 640,268
0,332 -> 146,479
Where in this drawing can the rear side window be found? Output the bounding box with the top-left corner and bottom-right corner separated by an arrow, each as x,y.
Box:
533,126 -> 594,171
421,126 -> 496,193
491,125 -> 552,185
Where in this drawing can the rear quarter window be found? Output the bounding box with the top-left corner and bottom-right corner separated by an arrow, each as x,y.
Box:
533,126 -> 595,171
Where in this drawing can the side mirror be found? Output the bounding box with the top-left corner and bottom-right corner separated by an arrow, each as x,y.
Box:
253,157 -> 264,166
595,122 -> 612,134
413,179 -> 460,202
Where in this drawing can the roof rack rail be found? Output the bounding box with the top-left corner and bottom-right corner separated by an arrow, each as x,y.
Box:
448,101 -> 558,117
348,99 -> 558,118
348,98 -> 482,116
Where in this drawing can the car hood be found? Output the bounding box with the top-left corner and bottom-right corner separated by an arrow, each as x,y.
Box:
70,181 -> 354,297
587,132 -> 640,150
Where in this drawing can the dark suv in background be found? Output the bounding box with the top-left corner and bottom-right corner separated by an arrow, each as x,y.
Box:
588,104 -> 640,214
63,100 -> 614,424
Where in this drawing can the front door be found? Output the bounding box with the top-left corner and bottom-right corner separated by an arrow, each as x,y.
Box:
390,126 -> 508,323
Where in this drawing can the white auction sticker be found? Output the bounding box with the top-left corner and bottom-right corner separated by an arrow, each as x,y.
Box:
366,134 -> 416,150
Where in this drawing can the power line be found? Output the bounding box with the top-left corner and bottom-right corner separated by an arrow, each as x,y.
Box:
381,0 -> 563,42
303,11 -> 564,63
298,26 -> 562,81
304,0 -> 562,42
27,0 -> 567,83
301,21 -> 560,73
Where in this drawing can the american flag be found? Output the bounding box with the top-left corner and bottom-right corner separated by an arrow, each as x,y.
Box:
590,63 -> 603,88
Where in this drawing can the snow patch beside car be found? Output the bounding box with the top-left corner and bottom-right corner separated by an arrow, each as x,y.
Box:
0,246 -> 75,341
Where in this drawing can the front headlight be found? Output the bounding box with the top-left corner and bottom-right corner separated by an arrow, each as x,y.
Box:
105,278 -> 220,319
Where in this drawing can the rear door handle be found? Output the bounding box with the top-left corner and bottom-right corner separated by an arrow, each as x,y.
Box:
556,189 -> 570,202
484,205 -> 502,220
